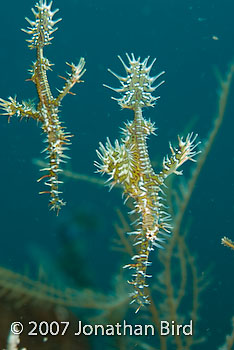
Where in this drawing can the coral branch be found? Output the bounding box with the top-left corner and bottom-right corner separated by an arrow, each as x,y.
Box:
219,317 -> 234,350
222,236 -> 234,250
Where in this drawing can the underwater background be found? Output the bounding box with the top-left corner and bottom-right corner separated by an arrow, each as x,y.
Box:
0,0 -> 234,349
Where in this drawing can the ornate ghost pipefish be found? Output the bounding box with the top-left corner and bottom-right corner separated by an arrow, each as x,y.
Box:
95,53 -> 200,312
0,0 -> 86,214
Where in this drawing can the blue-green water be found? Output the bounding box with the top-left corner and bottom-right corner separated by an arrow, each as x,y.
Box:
0,0 -> 233,349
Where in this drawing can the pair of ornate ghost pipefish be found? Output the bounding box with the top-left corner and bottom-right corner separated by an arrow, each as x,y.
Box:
0,1 -> 200,310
